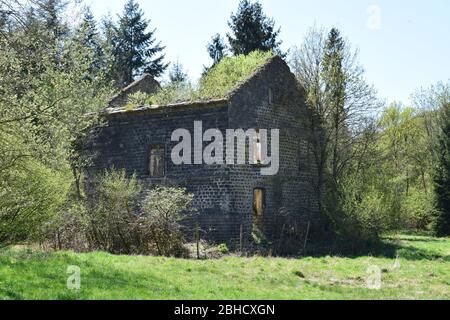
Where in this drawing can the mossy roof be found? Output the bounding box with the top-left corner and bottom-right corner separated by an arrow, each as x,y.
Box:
106,51 -> 277,115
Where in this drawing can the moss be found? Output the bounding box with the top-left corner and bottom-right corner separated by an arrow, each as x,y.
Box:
147,82 -> 196,105
124,103 -> 139,111
146,51 -> 274,106
197,50 -> 274,100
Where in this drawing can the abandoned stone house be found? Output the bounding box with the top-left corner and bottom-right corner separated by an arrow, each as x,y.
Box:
86,56 -> 321,248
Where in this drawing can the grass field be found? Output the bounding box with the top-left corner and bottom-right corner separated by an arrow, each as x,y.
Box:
0,235 -> 449,300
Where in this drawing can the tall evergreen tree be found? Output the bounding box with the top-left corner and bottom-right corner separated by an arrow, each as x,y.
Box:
227,0 -> 282,56
113,0 -> 167,87
434,102 -> 450,236
207,33 -> 227,65
169,60 -> 187,83
322,28 -> 347,182
37,0 -> 69,41
100,13 -> 117,84
0,9 -> 11,32
73,7 -> 104,77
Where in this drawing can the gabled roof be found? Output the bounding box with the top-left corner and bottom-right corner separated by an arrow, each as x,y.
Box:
105,55 -> 286,115
108,74 -> 160,108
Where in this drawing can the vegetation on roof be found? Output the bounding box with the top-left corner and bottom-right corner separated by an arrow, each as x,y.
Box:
196,50 -> 274,99
124,50 -> 274,109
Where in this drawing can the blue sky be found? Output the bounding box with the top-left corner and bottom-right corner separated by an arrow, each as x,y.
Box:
87,0 -> 450,105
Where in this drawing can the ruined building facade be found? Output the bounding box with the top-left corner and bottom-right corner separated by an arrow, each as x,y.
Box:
87,56 -> 322,249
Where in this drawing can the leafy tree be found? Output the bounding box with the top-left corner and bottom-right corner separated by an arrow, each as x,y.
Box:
227,0 -> 282,56
169,60 -> 187,83
434,102 -> 450,236
378,104 -> 436,229
289,26 -> 379,200
0,1 -> 112,246
113,0 -> 167,86
289,27 -> 380,245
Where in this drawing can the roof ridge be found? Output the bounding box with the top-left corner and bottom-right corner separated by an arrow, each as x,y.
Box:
106,54 -> 282,113
226,55 -> 282,98
109,74 -> 160,103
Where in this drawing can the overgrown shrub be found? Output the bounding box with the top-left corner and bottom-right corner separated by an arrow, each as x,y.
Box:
324,173 -> 393,251
86,169 -> 142,254
41,201 -> 90,251
217,243 -> 229,254
139,186 -> 195,257
147,82 -> 195,105
81,169 -> 196,256
401,188 -> 437,230
124,91 -> 153,110
0,159 -> 71,247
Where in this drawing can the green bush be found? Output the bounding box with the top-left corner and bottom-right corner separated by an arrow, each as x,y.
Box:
42,201 -> 90,251
147,82 -> 196,105
0,159 -> 71,246
87,169 -> 142,254
401,188 -> 437,230
139,186 -> 195,257
217,243 -> 229,254
324,173 -> 394,250
84,172 -> 196,256
125,91 -> 153,110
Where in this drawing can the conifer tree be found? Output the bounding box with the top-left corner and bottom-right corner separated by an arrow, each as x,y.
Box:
322,27 -> 347,182
113,0 -> 167,87
73,7 -> 104,78
227,0 -> 282,56
207,33 -> 227,65
169,60 -> 187,83
38,0 -> 69,41
100,13 -> 117,84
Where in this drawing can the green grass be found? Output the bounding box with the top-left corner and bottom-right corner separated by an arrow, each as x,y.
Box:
0,235 -> 449,300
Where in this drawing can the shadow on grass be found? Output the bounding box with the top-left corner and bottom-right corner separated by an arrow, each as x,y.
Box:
302,238 -> 450,262
386,236 -> 446,243
0,286 -> 24,300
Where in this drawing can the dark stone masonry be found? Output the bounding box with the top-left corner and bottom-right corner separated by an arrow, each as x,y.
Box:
87,56 -> 322,250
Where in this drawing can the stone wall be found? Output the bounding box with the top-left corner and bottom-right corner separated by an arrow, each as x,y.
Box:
87,57 -> 321,250
87,101 -> 244,244
228,56 -> 321,247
